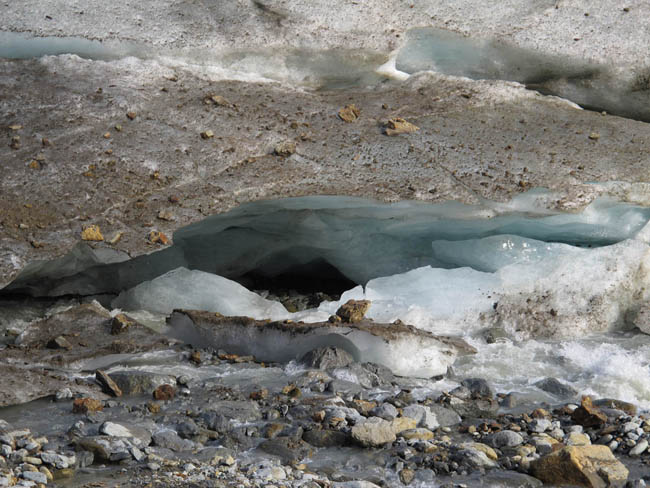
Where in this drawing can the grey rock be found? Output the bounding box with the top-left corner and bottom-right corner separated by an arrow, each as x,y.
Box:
427,405 -> 461,427
630,439 -> 648,456
457,448 -> 499,469
21,471 -> 47,484
460,378 -> 494,398
152,430 -> 194,452
327,379 -> 363,397
205,401 -> 261,423
530,419 -> 552,433
109,372 -> 177,395
99,421 -> 132,438
258,438 -> 312,464
488,430 -> 524,448
370,403 -> 399,421
534,377 -> 577,398
402,404 -> 440,430
300,346 -> 354,370
177,419 -> 200,439
302,429 -> 350,448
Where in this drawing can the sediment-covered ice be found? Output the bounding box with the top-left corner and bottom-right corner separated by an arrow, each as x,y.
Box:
112,268 -> 289,320
167,310 -> 475,378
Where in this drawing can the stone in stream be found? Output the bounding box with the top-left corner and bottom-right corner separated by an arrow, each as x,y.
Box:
72,398 -> 103,414
351,417 -> 396,447
571,396 -> 608,428
530,445 -> 629,487
534,377 -> 578,398
300,346 -> 354,370
95,370 -> 122,397
152,384 -> 176,401
169,310 -> 475,378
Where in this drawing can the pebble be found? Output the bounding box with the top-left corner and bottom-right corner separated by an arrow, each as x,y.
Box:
630,439 -> 648,456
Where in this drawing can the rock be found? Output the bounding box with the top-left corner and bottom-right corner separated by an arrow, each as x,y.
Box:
21,471 -> 47,484
399,468 -> 415,485
427,405 -> 461,427
383,117 -> 419,136
200,130 -> 214,139
530,418 -> 552,433
157,210 -> 175,221
390,417 -> 417,435
209,95 -> 230,106
462,442 -> 498,460
629,440 -> 648,457
572,396 -> 608,428
153,384 -> 175,400
126,111 -> 137,120
257,438 -> 312,464
530,445 -> 629,487
351,417 -> 396,447
300,346 -> 354,369
588,132 -> 600,140
593,399 -> 637,416
338,104 -> 361,122
402,404 -> 439,430
148,230 -> 170,245
460,378 -> 494,398
458,447 -> 499,469
399,428 -> 434,441
95,370 -> 122,397
47,335 -> 72,350
109,372 -> 177,395
534,377 -> 578,398
72,398 -> 103,414
81,225 -> 104,242
488,430 -> 524,448
110,314 -> 133,335
333,482 -> 382,488
152,430 -> 193,452
302,429 -> 350,448
99,422 -> 132,438
566,432 -> 591,446
370,403 -> 398,420
336,300 -> 371,323
273,141 -> 296,156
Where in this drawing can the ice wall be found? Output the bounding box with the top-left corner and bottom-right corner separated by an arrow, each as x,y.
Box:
394,27 -> 650,122
3,194 -> 649,298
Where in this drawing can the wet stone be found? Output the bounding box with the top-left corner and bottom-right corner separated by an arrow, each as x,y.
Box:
152,384 -> 176,401
72,398 -> 103,414
335,299 -> 371,323
95,370 -> 122,397
300,346 -> 354,370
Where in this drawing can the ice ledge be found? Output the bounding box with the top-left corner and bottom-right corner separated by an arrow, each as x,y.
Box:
167,310 -> 476,378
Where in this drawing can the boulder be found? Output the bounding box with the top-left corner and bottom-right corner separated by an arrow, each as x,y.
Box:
530,445 -> 628,488
351,417 -> 396,447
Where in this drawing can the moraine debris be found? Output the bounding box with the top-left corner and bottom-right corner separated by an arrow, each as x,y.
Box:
383,117 -> 419,136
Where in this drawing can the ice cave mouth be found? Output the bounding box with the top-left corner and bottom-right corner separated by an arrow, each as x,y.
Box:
2,193 -> 650,304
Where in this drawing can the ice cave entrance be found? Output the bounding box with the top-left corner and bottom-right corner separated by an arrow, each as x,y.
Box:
3,192 -> 650,300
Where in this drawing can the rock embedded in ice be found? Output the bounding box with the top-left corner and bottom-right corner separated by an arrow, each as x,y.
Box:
168,310 -> 475,378
112,267 -> 290,320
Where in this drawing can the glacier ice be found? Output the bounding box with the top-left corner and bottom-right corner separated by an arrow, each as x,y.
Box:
309,238 -> 650,339
3,194 -> 650,300
167,310 -> 474,378
394,27 -> 650,122
112,268 -> 290,320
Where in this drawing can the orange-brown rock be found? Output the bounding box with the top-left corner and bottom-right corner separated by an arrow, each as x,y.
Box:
530,445 -> 628,487
336,299 -> 371,323
384,117 -> 419,136
338,104 -> 361,122
153,384 -> 176,400
571,396 -> 607,428
81,225 -> 104,242
72,398 -> 103,414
